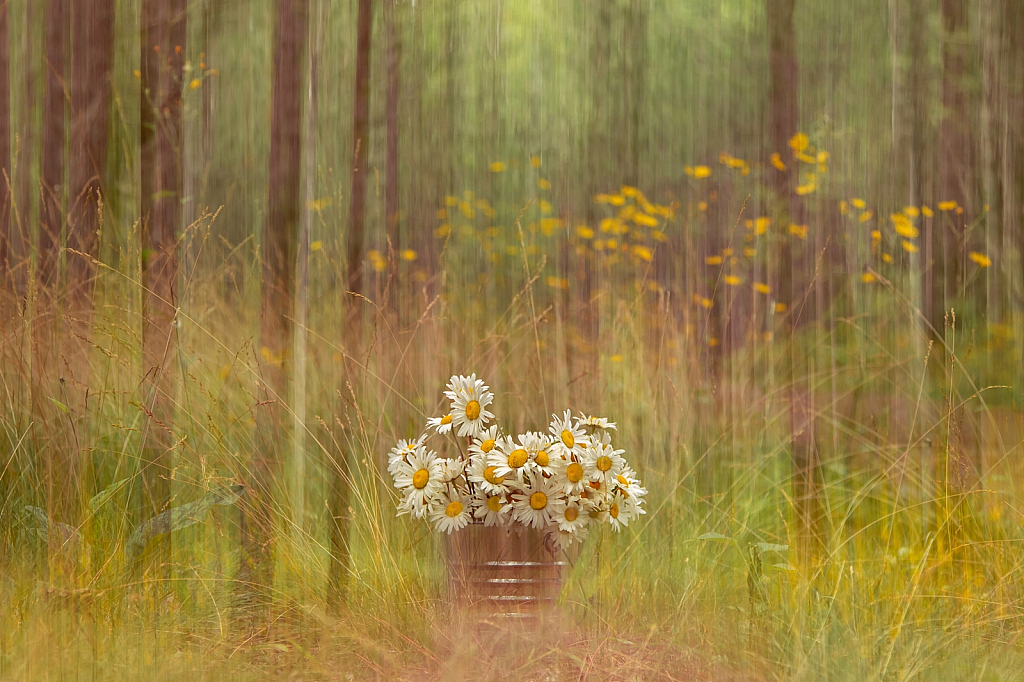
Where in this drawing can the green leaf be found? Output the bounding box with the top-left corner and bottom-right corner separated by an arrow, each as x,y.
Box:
770,562 -> 796,572
22,506 -> 85,551
756,543 -> 789,553
88,478 -> 128,513
126,485 -> 244,561
48,397 -> 68,414
697,531 -> 731,541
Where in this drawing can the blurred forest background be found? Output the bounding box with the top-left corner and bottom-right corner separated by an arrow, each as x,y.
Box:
2,0 -> 1024,679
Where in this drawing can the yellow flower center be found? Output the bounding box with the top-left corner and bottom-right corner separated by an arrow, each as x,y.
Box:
480,438 -> 495,453
535,450 -> 549,467
529,492 -> 547,510
564,507 -> 578,522
609,503 -> 619,519
508,449 -> 528,468
465,400 -> 481,421
487,495 -> 503,512
616,474 -> 629,486
445,501 -> 463,518
561,429 -> 575,449
484,466 -> 505,485
589,509 -> 600,519
590,481 -> 601,490
597,455 -> 613,472
566,462 -> 584,483
413,469 -> 430,489
440,414 -> 453,425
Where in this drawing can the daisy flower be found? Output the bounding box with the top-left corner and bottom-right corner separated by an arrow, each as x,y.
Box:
439,457 -> 465,483
398,486 -> 439,519
544,528 -> 578,552
603,490 -> 643,531
430,488 -> 474,534
444,374 -> 495,439
613,465 -> 648,503
487,435 -> 532,484
577,413 -> 617,430
467,450 -> 511,495
387,435 -> 427,476
549,409 -> 588,459
426,413 -> 454,434
467,424 -> 502,459
554,500 -> 589,534
550,450 -> 587,495
512,472 -> 566,530
521,431 -> 556,475
473,489 -> 511,527
582,440 -> 625,486
392,447 -> 444,512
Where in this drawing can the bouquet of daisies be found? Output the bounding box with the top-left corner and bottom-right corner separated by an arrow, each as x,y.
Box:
387,374 -> 647,550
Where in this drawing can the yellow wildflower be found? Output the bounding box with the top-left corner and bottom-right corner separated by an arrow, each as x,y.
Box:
631,245 -> 654,261
969,252 -> 991,267
890,214 -> 918,239
789,132 -> 809,153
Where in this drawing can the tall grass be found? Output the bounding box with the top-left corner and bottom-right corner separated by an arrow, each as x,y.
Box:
2,168 -> 1024,681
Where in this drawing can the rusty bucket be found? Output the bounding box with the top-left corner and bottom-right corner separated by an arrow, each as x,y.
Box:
445,524 -> 568,626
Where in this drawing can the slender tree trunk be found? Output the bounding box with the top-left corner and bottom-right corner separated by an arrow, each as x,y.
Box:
767,0 -> 820,562
65,0 -> 114,396
13,0 -> 39,301
243,0 -> 307,621
140,0 -> 185,538
38,0 -> 67,309
0,0 -> 10,294
293,0 -> 322,535
929,0 -> 969,345
331,0 -> 373,609
384,0 -> 400,304
37,0 -> 70,527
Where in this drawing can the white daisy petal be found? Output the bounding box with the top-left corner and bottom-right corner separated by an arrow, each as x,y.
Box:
429,488 -> 474,533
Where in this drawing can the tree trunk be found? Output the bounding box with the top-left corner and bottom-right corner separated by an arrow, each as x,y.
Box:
331,0 -> 373,609
766,0 -> 820,562
140,0 -> 185,536
38,0 -> 67,308
0,0 -> 10,293
64,0 -> 114,400
384,0 -> 400,310
12,0 -> 39,301
37,0 -> 70,526
929,0 -> 970,345
244,0 -> 308,620
67,0 -> 113,312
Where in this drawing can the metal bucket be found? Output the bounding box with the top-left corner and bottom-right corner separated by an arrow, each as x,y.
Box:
445,524 -> 568,623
